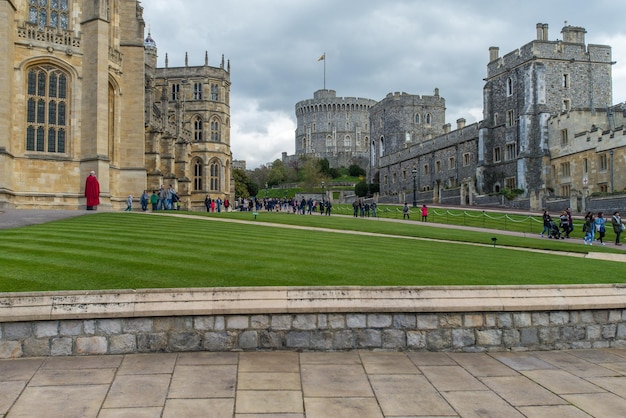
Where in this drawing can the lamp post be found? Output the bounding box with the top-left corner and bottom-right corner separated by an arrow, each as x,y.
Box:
321,181 -> 325,215
610,149 -> 614,193
411,168 -> 417,208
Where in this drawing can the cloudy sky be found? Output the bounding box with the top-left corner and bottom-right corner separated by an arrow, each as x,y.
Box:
143,0 -> 626,169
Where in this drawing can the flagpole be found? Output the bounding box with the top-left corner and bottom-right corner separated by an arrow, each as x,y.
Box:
318,53 -> 326,90
323,52 -> 326,90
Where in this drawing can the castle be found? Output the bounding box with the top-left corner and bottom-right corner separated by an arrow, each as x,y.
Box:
0,0 -> 232,210
287,23 -> 625,212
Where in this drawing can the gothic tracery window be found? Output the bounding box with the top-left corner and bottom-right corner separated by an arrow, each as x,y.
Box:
210,161 -> 220,191
193,159 -> 203,191
26,66 -> 68,153
210,84 -> 219,101
193,116 -> 203,141
210,118 -> 220,141
29,0 -> 69,30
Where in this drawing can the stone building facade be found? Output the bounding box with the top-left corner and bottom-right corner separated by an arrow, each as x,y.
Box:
479,23 -> 613,208
0,1 -> 232,211
144,39 -> 232,210
0,0 -> 147,209
286,89 -> 377,169
372,23 -> 621,210
546,106 -> 626,203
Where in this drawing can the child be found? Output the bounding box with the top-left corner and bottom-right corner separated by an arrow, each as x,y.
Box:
125,195 -> 133,212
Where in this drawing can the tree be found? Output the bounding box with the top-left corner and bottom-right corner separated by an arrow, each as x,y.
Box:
355,181 -> 369,197
348,164 -> 366,177
318,158 -> 331,177
233,168 -> 251,199
267,159 -> 288,186
233,168 -> 258,198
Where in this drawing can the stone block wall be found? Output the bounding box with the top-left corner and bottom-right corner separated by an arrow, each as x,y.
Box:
2,309 -> 626,358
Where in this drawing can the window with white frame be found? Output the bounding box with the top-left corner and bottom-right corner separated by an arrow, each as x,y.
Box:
463,153 -> 471,166
506,110 -> 514,127
599,154 -> 608,171
493,147 -> 501,163
193,82 -> 202,100
505,143 -> 517,160
210,83 -> 219,101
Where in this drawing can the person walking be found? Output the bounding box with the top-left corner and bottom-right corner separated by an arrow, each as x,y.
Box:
371,202 -> 377,217
140,190 -> 149,212
150,190 -> 158,211
594,212 -> 606,246
541,210 -> 552,237
403,203 -> 410,220
583,212 -> 594,245
611,211 -> 623,246
421,204 -> 428,222
124,195 -> 133,211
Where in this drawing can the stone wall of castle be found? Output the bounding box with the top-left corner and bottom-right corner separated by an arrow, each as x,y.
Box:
291,89 -> 376,168
145,48 -> 233,210
0,0 -> 147,209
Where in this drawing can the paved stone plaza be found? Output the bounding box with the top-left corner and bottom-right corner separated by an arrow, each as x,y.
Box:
2,349 -> 626,417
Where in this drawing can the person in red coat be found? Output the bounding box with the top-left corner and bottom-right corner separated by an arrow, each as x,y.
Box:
85,171 -> 100,210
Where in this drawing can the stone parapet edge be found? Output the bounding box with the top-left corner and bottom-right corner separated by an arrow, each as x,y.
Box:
1,284 -> 625,322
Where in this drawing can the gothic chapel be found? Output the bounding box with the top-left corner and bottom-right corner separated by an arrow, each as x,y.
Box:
0,0 -> 232,209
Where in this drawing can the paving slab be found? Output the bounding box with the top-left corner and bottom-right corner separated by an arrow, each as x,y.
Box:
0,349 -> 624,416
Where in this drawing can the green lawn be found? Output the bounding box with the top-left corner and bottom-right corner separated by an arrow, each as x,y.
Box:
0,211 -> 623,292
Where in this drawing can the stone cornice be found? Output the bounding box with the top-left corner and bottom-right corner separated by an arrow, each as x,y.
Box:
1,285 -> 625,323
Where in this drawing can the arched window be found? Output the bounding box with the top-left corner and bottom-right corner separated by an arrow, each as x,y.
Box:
29,0 -> 69,30
425,113 -> 432,125
506,77 -> 513,96
415,114 -> 420,124
379,137 -> 385,156
210,161 -> 220,191
326,136 -> 333,148
210,84 -> 219,101
193,159 -> 203,191
210,118 -> 220,141
193,116 -> 203,141
26,66 -> 68,153
344,135 -> 351,147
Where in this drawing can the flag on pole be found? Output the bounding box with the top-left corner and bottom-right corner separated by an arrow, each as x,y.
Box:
318,53 -> 325,61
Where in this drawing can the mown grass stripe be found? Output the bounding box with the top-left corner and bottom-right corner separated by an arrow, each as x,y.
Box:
0,212 -> 623,292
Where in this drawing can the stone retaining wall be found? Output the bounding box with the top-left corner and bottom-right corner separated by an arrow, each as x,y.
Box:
1,286 -> 625,358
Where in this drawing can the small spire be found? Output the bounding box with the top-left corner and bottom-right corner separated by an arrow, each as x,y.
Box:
227,59 -> 230,72
185,52 -> 188,67
221,54 -> 224,69
205,51 -> 208,66
165,53 -> 168,68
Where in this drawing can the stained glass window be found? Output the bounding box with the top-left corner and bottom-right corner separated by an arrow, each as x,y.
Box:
25,66 -> 69,153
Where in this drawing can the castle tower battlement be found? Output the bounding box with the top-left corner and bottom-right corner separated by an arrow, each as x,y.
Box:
292,89 -> 377,169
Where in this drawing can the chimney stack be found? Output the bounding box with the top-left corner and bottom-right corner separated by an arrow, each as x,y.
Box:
489,46 -> 499,62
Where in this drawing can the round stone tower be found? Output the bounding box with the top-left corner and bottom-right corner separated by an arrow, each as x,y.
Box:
294,89 -> 377,169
